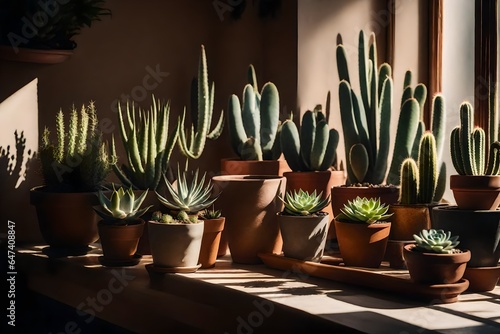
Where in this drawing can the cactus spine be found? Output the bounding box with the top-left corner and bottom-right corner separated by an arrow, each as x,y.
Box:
280,106 -> 339,171
228,65 -> 280,160
337,31 -> 392,184
178,45 -> 224,160
399,132 -> 439,205
451,101 -> 500,175
40,102 -> 115,192
112,96 -> 180,190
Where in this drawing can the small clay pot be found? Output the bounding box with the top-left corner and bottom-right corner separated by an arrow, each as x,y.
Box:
388,204 -> 432,240
403,244 -> 471,284
463,266 -> 500,292
335,220 -> 391,268
220,158 -> 291,176
199,217 -> 225,268
450,175 -> 500,210
98,219 -> 144,261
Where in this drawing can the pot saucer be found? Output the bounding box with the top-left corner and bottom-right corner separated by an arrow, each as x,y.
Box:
145,263 -> 201,274
464,266 -> 500,292
98,254 -> 142,267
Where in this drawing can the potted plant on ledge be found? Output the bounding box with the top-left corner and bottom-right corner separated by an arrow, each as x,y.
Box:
277,189 -> 330,262
403,229 -> 470,285
334,197 -> 392,268
94,186 -> 152,266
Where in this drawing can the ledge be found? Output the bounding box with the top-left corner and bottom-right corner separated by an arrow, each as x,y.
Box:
15,245 -> 500,333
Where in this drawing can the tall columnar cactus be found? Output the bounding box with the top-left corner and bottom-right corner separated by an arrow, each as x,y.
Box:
112,96 -> 180,190
178,45 -> 224,159
228,65 -> 281,160
399,132 -> 443,205
451,102 -> 500,175
280,106 -> 339,171
337,31 -> 392,184
40,102 -> 115,192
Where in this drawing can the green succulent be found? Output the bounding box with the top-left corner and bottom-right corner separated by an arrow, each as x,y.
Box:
151,210 -> 199,224
278,189 -> 330,216
94,185 -> 152,224
199,207 -> 222,220
413,229 -> 460,254
155,165 -> 219,214
336,197 -> 392,224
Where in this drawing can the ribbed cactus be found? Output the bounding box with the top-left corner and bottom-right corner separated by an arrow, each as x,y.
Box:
451,101 -> 500,175
337,31 -> 392,184
112,96 -> 180,190
399,132 -> 442,205
280,106 -> 339,171
40,102 -> 115,192
178,45 -> 224,159
228,65 -> 281,160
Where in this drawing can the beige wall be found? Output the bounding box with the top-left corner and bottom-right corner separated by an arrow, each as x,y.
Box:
0,0 -> 297,243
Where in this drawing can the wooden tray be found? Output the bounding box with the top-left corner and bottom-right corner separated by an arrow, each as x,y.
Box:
258,253 -> 469,304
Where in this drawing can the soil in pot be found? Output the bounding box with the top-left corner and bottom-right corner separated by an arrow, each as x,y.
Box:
199,217 -> 225,268
403,244 -> 471,284
278,212 -> 329,262
334,220 -> 391,268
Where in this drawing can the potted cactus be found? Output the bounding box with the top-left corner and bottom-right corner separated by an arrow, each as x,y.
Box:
403,229 -> 470,285
280,105 -> 345,232
223,64 -> 289,176
198,207 -> 225,268
332,31 -> 398,221
276,189 -> 331,262
148,166 -> 220,272
334,197 -> 392,268
30,102 -> 115,254
433,101 -> 500,292
448,101 -> 500,210
94,186 -> 152,266
178,45 -> 224,160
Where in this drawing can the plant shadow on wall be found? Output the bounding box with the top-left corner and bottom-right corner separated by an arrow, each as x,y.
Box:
0,0 -> 110,51
0,131 -> 41,241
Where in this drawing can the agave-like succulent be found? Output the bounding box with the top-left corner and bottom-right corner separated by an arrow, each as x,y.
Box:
278,189 -> 330,216
336,197 -> 392,224
413,229 -> 460,254
95,185 -> 152,224
151,210 -> 199,224
156,166 -> 219,214
199,206 -> 222,220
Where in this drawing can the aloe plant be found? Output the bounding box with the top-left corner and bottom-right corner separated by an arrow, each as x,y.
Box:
39,102 -> 115,192
278,189 -> 330,216
228,64 -> 281,160
336,197 -> 393,224
156,165 -> 219,214
280,106 -> 339,172
451,101 -> 500,175
94,185 -> 152,224
178,45 -> 224,160
112,96 -> 180,190
413,229 -> 460,254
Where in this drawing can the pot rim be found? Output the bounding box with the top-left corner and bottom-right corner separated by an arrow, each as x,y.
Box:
432,205 -> 500,213
148,220 -> 204,227
334,219 -> 391,227
212,175 -> 284,182
404,244 -> 471,258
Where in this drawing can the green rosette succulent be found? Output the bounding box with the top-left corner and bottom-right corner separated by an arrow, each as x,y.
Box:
336,197 -> 392,224
94,185 -> 152,224
278,189 -> 330,216
413,229 -> 460,254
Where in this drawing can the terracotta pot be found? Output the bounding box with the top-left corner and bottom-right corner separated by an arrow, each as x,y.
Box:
403,244 -> 470,284
284,170 -> 345,241
463,266 -> 500,292
388,204 -> 432,240
199,217 -> 225,268
212,175 -> 285,264
148,221 -> 204,268
334,219 -> 391,268
450,175 -> 500,210
432,206 -> 500,267
277,212 -> 329,262
30,186 -> 99,251
331,185 -> 399,217
134,190 -> 163,256
98,219 -> 144,261
220,158 -> 291,176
